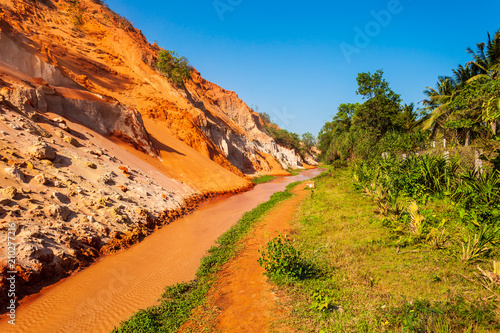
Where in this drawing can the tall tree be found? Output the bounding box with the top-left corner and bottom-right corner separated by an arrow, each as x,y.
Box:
301,132 -> 316,150
352,70 -> 402,137
421,76 -> 458,135
399,103 -> 420,132
466,30 -> 500,81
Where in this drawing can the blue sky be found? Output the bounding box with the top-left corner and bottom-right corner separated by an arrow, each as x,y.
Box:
105,0 -> 500,137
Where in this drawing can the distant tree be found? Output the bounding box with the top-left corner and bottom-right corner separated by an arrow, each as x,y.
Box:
259,112 -> 271,126
334,103 -> 357,131
301,132 -> 316,150
399,103 -> 420,133
352,70 -> 402,137
421,76 -> 458,135
356,69 -> 400,102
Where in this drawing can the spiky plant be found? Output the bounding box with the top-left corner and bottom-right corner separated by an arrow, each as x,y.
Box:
408,201 -> 425,236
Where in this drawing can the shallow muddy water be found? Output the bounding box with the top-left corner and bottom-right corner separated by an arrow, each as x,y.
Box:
0,169 -> 323,333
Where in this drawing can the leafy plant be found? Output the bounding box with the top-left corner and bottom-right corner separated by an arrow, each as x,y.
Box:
408,201 -> 426,237
426,227 -> 449,250
258,234 -> 315,280
156,50 -> 192,85
460,227 -> 497,263
310,290 -> 336,312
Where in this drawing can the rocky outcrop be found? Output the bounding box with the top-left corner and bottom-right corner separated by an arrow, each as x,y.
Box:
0,31 -> 158,157
0,30 -> 78,87
303,150 -> 319,166
28,142 -> 57,160
0,100 -> 199,310
254,140 -> 303,169
0,1 -> 312,177
187,70 -> 305,173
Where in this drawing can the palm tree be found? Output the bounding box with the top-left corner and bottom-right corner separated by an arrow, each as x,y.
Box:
466,30 -> 500,81
421,76 -> 458,135
420,31 -> 500,144
400,103 -> 419,132
466,30 -> 500,134
452,64 -> 478,87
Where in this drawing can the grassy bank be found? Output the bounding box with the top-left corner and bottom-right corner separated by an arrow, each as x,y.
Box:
287,168 -> 303,176
112,181 -> 302,333
261,168 -> 500,332
252,175 -> 277,184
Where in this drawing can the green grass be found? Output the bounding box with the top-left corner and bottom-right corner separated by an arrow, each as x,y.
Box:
112,181 -> 302,333
268,169 -> 500,332
251,175 -> 277,184
287,168 -> 303,176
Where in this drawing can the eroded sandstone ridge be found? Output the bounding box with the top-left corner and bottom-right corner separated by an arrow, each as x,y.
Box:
0,0 -> 316,310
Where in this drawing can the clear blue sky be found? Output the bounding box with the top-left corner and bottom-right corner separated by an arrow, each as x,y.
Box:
105,0 -> 500,137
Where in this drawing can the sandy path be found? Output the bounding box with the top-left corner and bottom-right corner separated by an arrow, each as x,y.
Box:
195,183 -> 310,332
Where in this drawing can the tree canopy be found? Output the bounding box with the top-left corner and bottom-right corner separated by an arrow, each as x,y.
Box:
318,30 -> 500,164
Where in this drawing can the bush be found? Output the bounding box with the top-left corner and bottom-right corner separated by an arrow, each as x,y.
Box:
258,234 -> 315,281
156,50 -> 192,85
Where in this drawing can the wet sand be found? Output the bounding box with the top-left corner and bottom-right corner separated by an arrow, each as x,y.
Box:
0,169 -> 323,333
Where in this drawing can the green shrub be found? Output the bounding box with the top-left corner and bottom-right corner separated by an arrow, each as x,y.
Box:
156,50 -> 192,85
258,234 -> 315,281
252,175 -> 276,184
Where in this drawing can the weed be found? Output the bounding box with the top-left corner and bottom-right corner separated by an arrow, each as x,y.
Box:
310,290 -> 336,312
258,234 -> 315,281
460,226 -> 498,263
68,0 -> 85,29
427,227 -> 450,249
251,175 -> 276,184
408,201 -> 426,237
380,298 -> 499,332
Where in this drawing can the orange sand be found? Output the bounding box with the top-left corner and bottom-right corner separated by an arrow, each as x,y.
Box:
183,183 -> 310,332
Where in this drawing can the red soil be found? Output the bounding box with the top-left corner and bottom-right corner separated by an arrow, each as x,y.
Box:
182,183 -> 310,332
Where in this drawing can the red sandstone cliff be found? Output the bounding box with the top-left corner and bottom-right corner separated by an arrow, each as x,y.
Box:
0,0 -> 314,311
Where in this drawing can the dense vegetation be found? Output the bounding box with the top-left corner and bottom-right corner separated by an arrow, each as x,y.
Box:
257,30 -> 500,331
260,169 -> 499,332
317,69 -> 427,164
318,30 -> 500,165
156,50 -> 192,85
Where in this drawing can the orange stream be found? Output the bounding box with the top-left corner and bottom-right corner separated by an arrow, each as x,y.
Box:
0,169 -> 323,333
